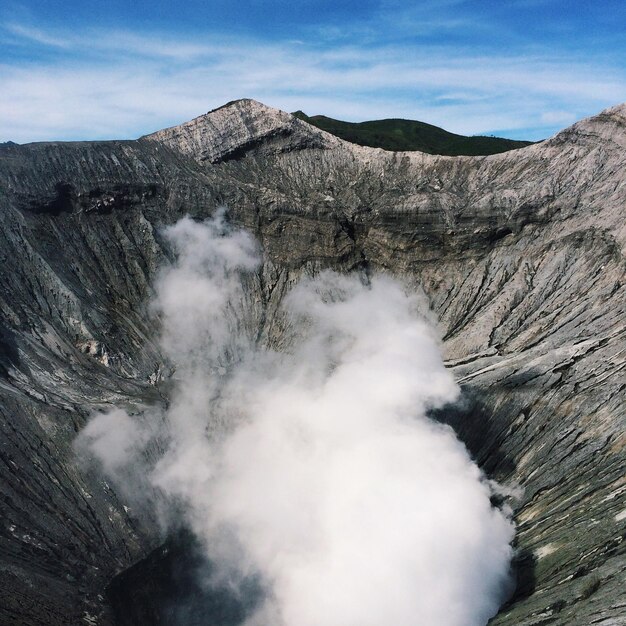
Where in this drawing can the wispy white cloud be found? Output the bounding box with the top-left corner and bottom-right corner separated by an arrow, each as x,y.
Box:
4,22 -> 224,59
5,22 -> 70,48
1,22 -> 625,142
540,110 -> 578,126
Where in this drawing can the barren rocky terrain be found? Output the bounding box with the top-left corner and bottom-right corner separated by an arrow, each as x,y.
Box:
0,99 -> 624,625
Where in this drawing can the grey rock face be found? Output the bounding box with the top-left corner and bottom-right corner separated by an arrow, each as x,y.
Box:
0,99 -> 624,625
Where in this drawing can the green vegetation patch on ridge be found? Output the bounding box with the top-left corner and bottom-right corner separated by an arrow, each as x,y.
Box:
293,111 -> 534,156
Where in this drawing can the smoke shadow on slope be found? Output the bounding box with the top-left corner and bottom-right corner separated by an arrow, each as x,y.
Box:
504,548 -> 537,607
430,387 -> 537,609
0,324 -> 20,379
429,385 -> 517,480
107,528 -> 262,626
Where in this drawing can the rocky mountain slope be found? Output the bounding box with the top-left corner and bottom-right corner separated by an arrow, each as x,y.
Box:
0,98 -> 624,625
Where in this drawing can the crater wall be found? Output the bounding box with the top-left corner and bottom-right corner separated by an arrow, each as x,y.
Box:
0,99 -> 624,625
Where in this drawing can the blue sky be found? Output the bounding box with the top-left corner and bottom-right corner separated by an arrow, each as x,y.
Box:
2,0 -> 626,143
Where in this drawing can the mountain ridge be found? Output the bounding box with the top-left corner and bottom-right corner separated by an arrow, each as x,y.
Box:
292,109 -> 534,155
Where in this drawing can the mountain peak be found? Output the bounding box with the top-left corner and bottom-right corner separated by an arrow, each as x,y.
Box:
546,102 -> 626,148
143,99 -> 336,164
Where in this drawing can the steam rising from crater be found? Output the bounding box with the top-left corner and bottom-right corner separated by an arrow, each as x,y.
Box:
78,213 -> 515,626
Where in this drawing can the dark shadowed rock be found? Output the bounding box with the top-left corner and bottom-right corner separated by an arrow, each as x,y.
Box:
0,99 -> 624,625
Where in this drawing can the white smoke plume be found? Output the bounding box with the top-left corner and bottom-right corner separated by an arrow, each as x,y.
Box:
78,212 -> 515,626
